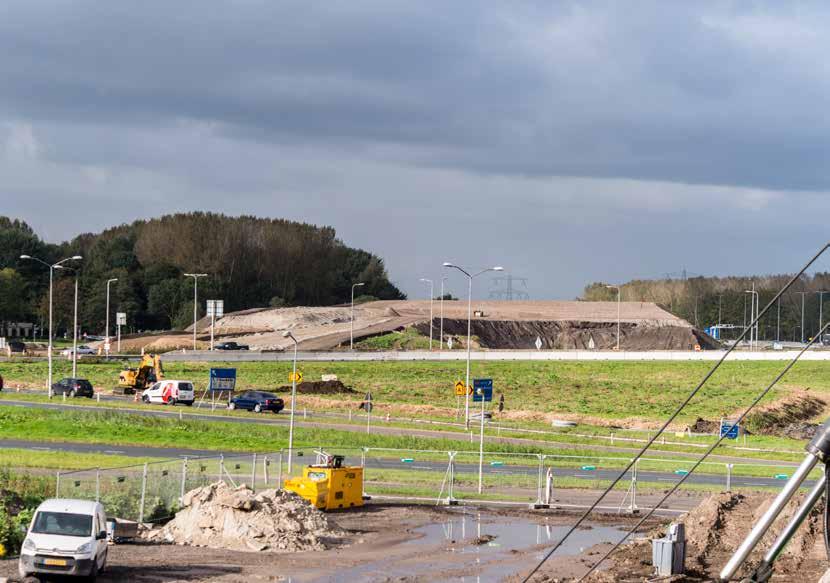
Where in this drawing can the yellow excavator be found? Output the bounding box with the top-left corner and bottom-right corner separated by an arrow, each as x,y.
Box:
115,354 -> 164,395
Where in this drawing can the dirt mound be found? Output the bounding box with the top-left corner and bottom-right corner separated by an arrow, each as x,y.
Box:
419,319 -> 718,351
780,422 -> 820,440
145,482 -> 339,552
690,417 -> 720,433
745,392 -> 827,436
583,492 -> 827,582
276,380 -> 357,395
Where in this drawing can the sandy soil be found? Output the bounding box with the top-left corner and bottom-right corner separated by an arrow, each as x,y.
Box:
0,503 -> 664,583
108,300 -> 691,352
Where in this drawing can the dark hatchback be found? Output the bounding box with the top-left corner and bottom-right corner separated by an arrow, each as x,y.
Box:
51,378 -> 94,398
228,391 -> 284,413
215,341 -> 249,350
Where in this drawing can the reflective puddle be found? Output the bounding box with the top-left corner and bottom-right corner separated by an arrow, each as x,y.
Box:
321,509 -> 637,583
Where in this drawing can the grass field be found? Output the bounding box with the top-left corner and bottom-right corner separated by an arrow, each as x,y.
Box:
2,357 -> 828,423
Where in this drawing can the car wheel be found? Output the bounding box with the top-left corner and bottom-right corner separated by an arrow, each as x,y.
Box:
228,402 -> 236,410
88,559 -> 98,582
142,395 -> 150,404
68,389 -> 76,398
168,398 -> 176,406
254,404 -> 262,413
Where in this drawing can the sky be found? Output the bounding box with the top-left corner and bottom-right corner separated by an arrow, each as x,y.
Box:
2,1 -> 830,300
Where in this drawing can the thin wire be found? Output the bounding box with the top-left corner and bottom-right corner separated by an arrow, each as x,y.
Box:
521,242 -> 830,582
576,320 -> 830,582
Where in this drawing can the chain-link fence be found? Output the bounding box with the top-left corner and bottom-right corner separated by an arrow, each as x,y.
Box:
53,446 -> 807,522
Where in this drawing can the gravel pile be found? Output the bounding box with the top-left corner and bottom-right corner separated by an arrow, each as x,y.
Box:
146,482 -> 339,552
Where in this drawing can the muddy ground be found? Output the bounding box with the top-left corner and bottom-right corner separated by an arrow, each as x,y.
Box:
0,503 -> 662,583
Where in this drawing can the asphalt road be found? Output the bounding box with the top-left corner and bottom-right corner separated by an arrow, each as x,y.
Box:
1,438 -> 798,491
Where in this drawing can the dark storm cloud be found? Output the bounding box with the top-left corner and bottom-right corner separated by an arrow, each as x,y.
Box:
2,1 -> 830,298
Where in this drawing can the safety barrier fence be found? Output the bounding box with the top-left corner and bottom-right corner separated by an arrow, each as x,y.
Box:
54,446 -> 812,523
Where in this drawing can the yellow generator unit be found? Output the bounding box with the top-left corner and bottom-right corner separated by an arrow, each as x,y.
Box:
284,455 -> 364,511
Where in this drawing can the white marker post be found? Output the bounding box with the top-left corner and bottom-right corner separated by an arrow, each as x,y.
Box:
477,389 -> 486,494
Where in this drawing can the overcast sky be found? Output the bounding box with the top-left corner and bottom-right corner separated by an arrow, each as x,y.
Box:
3,1 -> 830,299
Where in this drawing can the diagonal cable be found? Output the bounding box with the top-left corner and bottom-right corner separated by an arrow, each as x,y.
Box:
576,320 -> 830,582
521,242 -> 830,582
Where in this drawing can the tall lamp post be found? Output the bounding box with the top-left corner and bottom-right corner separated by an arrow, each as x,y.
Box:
818,291 -> 829,344
350,282 -> 365,350
419,278 -> 434,350
745,289 -> 759,350
104,278 -> 118,356
283,330 -> 299,473
797,292 -> 808,345
20,254 -> 82,397
56,265 -> 81,377
443,262 -> 503,429
439,276 -> 448,350
606,285 -> 621,351
183,273 -> 207,350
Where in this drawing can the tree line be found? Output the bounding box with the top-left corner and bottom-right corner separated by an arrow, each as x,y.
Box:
583,273 -> 830,342
0,213 -> 404,337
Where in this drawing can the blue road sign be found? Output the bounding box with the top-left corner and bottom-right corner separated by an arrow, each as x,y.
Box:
472,378 -> 493,402
209,368 -> 237,392
720,420 -> 740,440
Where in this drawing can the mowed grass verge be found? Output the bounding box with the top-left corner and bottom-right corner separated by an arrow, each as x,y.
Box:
3,358 -> 830,422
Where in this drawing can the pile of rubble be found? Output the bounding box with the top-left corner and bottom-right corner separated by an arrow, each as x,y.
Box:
145,482 -> 339,552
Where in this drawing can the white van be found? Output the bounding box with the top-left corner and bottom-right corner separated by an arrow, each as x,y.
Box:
141,379 -> 195,405
19,499 -> 108,580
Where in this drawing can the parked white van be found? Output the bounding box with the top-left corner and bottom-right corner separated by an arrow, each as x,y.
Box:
141,379 -> 195,405
19,499 -> 108,580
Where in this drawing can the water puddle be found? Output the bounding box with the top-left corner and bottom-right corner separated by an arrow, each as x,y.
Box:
321,509 -> 637,583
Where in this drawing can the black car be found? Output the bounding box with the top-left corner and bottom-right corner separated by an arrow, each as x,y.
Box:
52,378 -> 95,398
7,340 -> 26,354
215,341 -> 250,350
228,391 -> 284,413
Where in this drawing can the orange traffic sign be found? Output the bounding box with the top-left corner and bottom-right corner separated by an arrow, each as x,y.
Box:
454,381 -> 466,396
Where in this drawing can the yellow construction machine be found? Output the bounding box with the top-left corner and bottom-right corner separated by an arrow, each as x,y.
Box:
115,354 -> 164,394
284,453 -> 364,511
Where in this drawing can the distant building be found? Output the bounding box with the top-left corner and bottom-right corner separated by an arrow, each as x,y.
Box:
3,322 -> 34,338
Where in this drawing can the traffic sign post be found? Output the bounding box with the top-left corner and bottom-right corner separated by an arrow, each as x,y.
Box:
720,419 -> 740,440
116,312 -> 126,353
206,300 -> 224,351
474,378 -> 494,494
199,367 -> 237,409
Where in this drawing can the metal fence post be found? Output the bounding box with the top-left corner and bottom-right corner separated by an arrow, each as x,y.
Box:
446,451 -> 457,505
251,453 -> 257,491
55,471 -> 61,497
219,454 -> 224,483
629,459 -> 639,514
545,467 -> 554,505
277,451 -> 283,487
180,457 -> 188,500
726,463 -> 733,492
361,448 -> 367,498
139,463 -> 148,523
263,456 -> 269,487
531,454 -> 549,509
95,468 -> 100,502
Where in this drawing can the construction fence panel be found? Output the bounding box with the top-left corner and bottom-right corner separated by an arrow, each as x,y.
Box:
362,448 -> 449,502
449,451 -> 539,505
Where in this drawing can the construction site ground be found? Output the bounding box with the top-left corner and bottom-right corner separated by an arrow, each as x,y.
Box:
0,502 -> 670,583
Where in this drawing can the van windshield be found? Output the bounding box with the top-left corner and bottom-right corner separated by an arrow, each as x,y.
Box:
31,511 -> 93,537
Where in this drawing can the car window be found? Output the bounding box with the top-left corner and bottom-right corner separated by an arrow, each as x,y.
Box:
259,392 -> 277,399
32,511 -> 93,537
179,383 -> 193,391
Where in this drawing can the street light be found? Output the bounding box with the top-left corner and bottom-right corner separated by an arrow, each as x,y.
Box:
797,292 -> 809,345
183,273 -> 207,350
439,276 -> 448,350
443,262 -> 503,429
817,291 -> 829,345
420,278 -> 434,350
283,330 -> 299,473
744,289 -> 759,350
20,254 -> 82,397
55,265 -> 80,377
606,285 -> 621,351
105,278 -> 118,355
350,282 -> 365,350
